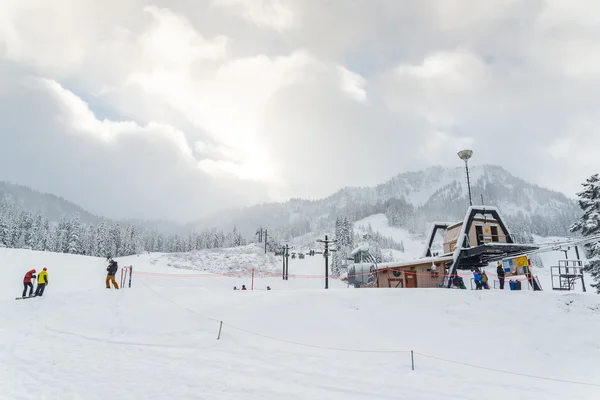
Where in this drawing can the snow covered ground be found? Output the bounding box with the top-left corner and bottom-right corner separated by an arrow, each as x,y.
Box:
129,244 -> 348,291
2,247 -> 600,399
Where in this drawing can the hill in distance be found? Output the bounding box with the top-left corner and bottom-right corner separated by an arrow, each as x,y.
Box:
190,164 -> 580,239
0,164 -> 582,240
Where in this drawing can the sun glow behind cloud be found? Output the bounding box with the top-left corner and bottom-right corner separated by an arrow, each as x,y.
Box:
1,0 -> 600,220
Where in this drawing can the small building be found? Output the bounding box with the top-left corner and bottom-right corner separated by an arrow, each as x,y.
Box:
374,256 -> 453,288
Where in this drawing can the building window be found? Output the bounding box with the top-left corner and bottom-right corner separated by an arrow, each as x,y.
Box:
475,226 -> 484,246
490,226 -> 499,242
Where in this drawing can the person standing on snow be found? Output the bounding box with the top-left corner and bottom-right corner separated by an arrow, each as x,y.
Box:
481,271 -> 490,290
106,260 -> 119,289
22,269 -> 36,298
472,269 -> 482,290
35,268 -> 49,297
497,262 -> 506,290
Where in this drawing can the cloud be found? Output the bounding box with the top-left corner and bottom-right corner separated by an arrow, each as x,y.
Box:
39,78 -> 194,160
337,66 -> 368,103
1,0 -> 599,222
211,0 -> 296,31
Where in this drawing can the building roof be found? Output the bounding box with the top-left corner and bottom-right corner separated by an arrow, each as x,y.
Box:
375,255 -> 454,271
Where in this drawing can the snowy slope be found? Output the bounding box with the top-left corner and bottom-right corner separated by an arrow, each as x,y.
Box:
2,244 -> 345,295
132,244 -> 345,291
353,213 -> 428,260
2,248 -> 600,399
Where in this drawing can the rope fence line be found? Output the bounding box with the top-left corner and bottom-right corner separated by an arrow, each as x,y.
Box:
222,322 -> 410,353
413,352 -> 600,388
133,269 -> 539,282
140,283 -> 600,388
141,282 -> 408,353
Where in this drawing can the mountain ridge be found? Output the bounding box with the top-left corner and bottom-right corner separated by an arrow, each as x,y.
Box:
0,164 -> 581,239
189,164 -> 580,238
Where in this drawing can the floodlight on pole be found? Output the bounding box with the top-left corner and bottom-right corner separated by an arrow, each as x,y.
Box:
457,149 -> 473,206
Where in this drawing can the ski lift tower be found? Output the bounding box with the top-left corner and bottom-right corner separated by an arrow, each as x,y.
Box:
457,149 -> 474,206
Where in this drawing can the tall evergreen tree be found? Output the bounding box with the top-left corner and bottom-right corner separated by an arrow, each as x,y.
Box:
68,214 -> 82,254
46,225 -> 58,252
570,174 -> 600,293
0,210 -> 9,247
32,215 -> 47,251
96,220 -> 109,258
109,223 -> 122,257
84,225 -> 96,256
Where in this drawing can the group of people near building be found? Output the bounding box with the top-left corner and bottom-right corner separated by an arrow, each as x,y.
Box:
450,262 -> 508,290
472,269 -> 491,290
474,263 -> 507,290
22,268 -> 49,298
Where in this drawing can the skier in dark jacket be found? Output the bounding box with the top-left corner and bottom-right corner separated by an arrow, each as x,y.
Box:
22,269 -> 36,298
497,262 -> 506,289
106,260 -> 119,289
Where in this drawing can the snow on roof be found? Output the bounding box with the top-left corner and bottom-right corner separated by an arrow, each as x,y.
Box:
447,221 -> 463,230
351,243 -> 369,256
421,221 -> 456,258
429,221 -> 455,227
480,242 -> 536,248
375,255 -> 454,271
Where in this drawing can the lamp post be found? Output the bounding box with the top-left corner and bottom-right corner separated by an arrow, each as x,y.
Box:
457,149 -> 473,206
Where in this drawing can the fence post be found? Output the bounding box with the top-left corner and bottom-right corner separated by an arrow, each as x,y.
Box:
217,321 -> 223,340
128,266 -> 133,288
251,268 -> 255,290
120,268 -> 124,288
411,350 -> 414,371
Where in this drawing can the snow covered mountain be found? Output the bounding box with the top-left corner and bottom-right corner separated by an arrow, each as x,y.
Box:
0,181 -> 184,234
0,181 -> 102,225
0,164 -> 582,242
192,165 -> 580,238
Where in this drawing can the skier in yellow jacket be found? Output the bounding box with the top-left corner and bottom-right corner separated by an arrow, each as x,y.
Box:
35,268 -> 49,297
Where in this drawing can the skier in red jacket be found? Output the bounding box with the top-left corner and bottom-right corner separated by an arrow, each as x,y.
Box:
22,269 -> 36,298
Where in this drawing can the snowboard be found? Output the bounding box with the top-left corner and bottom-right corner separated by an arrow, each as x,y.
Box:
15,295 -> 37,300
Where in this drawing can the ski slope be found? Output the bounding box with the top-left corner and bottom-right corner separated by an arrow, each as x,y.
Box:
2,247 -> 600,399
354,213 -> 427,260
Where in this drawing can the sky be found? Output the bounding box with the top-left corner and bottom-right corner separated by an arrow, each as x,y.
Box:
1,0 -> 600,222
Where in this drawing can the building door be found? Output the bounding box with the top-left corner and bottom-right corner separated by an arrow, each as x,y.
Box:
475,226 -> 484,246
405,271 -> 418,288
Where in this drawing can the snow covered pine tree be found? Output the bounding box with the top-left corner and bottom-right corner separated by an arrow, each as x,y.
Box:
570,173 -> 600,293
